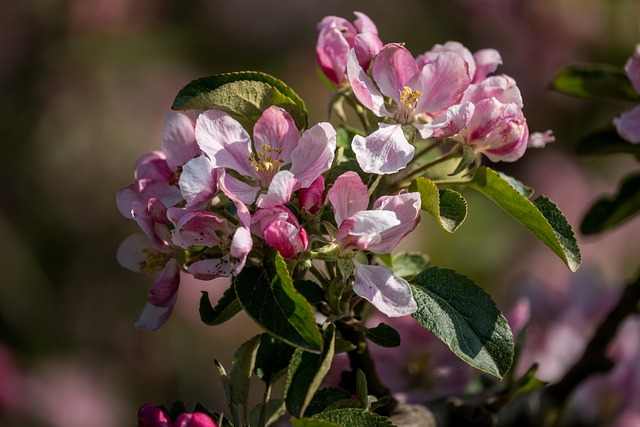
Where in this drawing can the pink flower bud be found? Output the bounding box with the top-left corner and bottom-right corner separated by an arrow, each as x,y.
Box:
138,404 -> 171,427
174,412 -> 218,427
298,176 -> 325,213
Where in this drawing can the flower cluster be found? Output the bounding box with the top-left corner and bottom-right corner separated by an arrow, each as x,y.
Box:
116,11 -> 576,427
317,13 -> 549,175
117,11 -> 549,332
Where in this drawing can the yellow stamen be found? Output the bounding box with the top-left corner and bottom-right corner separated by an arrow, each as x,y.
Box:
400,86 -> 422,111
248,143 -> 285,187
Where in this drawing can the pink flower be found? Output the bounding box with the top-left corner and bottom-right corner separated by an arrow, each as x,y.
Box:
252,205 -> 308,259
195,106 -> 336,207
316,12 -> 383,87
347,43 -> 471,173
118,198 -> 182,330
299,175 -> 325,213
614,44 -> 640,144
186,170 -> 253,279
455,97 -> 529,162
138,404 -> 171,427
174,413 -> 218,427
418,41 -> 503,84
117,112 -> 202,218
138,405 -> 218,427
326,172 -> 420,316
117,234 -> 180,330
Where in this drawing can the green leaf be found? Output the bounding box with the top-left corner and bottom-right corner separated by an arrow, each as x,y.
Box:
549,64 -> 640,101
199,286 -> 241,326
312,408 -> 396,427
581,173 -> 640,235
294,279 -> 326,305
304,388 -> 353,417
576,128 -> 640,160
291,418 -> 342,427
496,172 -> 534,198
410,177 -> 467,233
285,324 -> 336,418
355,369 -> 369,410
410,267 -> 514,379
254,334 -> 295,384
228,335 -> 260,426
363,323 -> 401,348
235,250 -> 323,353
249,399 -> 286,427
391,252 -> 431,279
511,364 -> 547,400
171,72 -> 308,130
465,167 -> 581,272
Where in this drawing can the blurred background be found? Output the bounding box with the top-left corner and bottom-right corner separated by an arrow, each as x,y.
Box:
1,1 -> 639,426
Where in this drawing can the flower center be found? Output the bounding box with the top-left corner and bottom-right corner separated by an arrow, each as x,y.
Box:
248,144 -> 285,187
141,249 -> 172,274
397,86 -> 422,124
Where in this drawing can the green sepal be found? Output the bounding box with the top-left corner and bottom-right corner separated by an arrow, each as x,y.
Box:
410,267 -> 514,379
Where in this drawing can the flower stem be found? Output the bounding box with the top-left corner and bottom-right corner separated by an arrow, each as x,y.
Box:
401,144 -> 463,183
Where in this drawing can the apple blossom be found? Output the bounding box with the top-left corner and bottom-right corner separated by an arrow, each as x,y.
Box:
316,11 -> 383,86
347,43 -> 471,173
251,205 -> 308,259
117,112 -> 201,218
195,106 -> 336,207
326,172 -> 420,316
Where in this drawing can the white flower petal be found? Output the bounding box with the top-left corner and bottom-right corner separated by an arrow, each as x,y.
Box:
353,261 -> 417,317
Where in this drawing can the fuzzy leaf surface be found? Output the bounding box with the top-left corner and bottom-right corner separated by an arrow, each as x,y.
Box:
466,166 -> 581,272
311,408 -> 395,427
410,267 -> 514,378
172,72 -> 307,130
